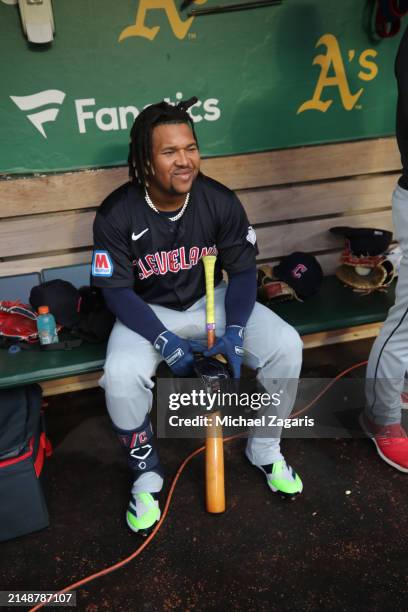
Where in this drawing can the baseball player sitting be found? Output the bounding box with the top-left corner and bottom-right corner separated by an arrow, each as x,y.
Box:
91,98 -> 303,534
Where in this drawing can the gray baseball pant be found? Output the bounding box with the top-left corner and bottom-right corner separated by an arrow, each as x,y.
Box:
366,184 -> 408,425
100,282 -> 303,466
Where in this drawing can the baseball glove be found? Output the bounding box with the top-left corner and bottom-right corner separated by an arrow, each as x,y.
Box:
336,258 -> 396,293
257,265 -> 299,304
0,301 -> 39,344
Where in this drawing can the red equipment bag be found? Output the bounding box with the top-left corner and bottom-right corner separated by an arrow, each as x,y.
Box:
0,384 -> 52,542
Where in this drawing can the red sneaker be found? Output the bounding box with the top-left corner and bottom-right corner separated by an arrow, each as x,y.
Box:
360,413 -> 408,473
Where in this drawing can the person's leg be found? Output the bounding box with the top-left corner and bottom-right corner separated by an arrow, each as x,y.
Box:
190,285 -> 304,494
242,301 -> 303,467
242,302 -> 303,495
99,319 -> 163,532
363,184 -> 408,471
366,186 -> 408,423
99,304 -> 208,532
101,319 -> 161,429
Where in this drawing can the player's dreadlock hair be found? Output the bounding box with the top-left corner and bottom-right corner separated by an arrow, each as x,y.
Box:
128,97 -> 199,186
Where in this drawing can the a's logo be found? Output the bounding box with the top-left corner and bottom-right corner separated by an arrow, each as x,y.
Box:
92,250 -> 113,277
10,89 -> 66,138
119,0 -> 207,42
298,34 -> 378,114
132,228 -> 149,241
292,264 -> 307,279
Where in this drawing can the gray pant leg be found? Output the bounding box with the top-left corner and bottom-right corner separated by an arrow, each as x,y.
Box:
243,301 -> 303,465
101,283 -> 302,467
99,285 -> 226,430
100,319 -> 161,430
365,184 -> 408,425
198,287 -> 303,465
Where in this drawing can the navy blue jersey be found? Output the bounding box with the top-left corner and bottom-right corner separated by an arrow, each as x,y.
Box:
396,26 -> 408,188
91,173 -> 258,310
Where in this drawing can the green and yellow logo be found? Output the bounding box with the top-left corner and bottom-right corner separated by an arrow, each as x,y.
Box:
119,0 -> 207,42
298,34 -> 378,113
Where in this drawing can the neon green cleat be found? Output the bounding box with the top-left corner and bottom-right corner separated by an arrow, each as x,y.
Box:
258,459 -> 303,498
126,492 -> 161,535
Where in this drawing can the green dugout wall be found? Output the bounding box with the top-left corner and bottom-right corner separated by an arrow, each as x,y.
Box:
0,0 -> 405,174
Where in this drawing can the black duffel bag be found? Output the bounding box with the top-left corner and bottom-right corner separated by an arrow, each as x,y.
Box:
0,385 -> 52,542
30,280 -> 114,343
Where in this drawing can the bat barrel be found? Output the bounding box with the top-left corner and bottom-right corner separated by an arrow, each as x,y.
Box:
205,423 -> 225,513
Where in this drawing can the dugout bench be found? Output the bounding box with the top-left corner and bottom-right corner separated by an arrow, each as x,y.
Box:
0,265 -> 397,396
0,136 -> 402,395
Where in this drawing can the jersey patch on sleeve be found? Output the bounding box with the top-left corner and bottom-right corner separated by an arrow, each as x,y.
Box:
92,250 -> 113,277
246,226 -> 257,246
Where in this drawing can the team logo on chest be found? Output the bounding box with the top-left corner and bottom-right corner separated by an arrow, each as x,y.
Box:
135,245 -> 217,280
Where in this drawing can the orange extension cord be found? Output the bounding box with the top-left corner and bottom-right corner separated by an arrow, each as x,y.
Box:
29,360 -> 368,612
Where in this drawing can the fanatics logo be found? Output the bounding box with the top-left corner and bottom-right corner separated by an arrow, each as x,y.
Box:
10,89 -> 66,138
92,250 -> 113,277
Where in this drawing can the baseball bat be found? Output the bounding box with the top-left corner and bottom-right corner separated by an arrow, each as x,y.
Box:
202,255 -> 226,514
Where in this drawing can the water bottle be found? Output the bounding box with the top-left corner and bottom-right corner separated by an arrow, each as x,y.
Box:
36,306 -> 59,345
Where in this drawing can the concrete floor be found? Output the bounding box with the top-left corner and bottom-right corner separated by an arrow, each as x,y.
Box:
1,338 -> 408,612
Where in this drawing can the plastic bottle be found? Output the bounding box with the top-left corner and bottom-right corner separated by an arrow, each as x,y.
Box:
36,306 -> 59,345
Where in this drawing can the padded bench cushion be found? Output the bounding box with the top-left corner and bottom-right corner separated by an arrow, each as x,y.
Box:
271,276 -> 396,335
0,276 -> 397,390
0,342 -> 106,389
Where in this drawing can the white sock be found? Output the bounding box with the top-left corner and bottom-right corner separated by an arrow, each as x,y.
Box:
132,471 -> 163,496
